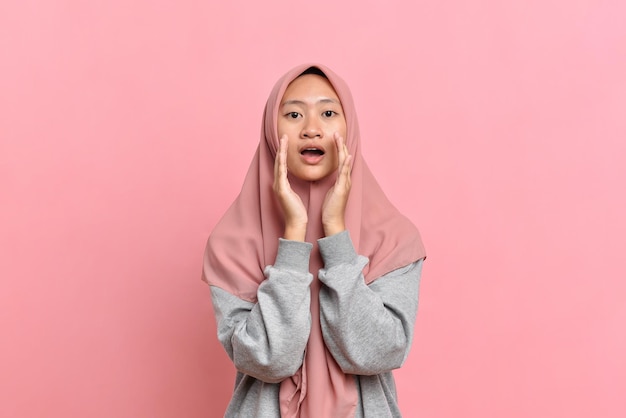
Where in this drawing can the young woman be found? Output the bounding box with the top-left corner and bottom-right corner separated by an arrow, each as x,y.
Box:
203,64 -> 426,417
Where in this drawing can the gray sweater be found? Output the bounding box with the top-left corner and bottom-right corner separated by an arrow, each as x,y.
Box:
210,231 -> 423,417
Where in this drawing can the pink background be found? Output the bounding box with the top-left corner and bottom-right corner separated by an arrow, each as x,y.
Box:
1,0 -> 625,417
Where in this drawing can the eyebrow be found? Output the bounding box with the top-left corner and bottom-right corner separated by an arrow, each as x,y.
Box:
281,98 -> 339,107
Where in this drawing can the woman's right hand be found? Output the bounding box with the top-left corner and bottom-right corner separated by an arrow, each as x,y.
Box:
273,135 -> 308,241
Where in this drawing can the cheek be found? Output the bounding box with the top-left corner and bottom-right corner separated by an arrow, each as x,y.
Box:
334,118 -> 347,139
328,146 -> 339,166
276,119 -> 294,139
278,123 -> 298,142
286,140 -> 300,164
276,121 -> 285,138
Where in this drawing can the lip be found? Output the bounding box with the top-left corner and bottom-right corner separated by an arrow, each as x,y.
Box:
300,154 -> 324,164
298,144 -> 326,165
298,143 -> 326,154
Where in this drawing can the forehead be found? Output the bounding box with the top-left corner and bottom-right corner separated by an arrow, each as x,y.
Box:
281,74 -> 341,103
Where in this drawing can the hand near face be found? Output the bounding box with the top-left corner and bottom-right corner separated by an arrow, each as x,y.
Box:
274,135 -> 308,241
322,133 -> 353,237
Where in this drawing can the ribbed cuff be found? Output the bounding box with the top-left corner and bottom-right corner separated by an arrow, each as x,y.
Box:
317,230 -> 358,268
273,238 -> 313,273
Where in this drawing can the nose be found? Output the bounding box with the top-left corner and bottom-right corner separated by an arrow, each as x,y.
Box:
301,117 -> 322,138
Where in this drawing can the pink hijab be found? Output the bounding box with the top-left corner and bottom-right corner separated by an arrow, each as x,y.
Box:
203,63 -> 425,417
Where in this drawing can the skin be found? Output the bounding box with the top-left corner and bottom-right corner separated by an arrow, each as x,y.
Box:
273,74 -> 354,241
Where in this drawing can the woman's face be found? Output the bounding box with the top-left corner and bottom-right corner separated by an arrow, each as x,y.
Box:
277,74 -> 347,182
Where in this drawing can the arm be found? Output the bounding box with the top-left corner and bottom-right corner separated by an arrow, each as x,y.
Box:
210,239 -> 313,383
317,231 -> 423,375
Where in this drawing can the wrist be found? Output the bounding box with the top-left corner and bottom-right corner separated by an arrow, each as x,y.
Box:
284,224 -> 307,242
323,222 -> 345,237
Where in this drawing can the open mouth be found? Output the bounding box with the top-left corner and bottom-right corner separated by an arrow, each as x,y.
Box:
300,148 -> 325,157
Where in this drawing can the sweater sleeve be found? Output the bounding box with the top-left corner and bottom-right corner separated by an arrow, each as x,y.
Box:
209,238 -> 314,383
317,231 -> 424,376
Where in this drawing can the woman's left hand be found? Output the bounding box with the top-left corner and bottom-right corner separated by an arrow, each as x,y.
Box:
322,133 -> 353,236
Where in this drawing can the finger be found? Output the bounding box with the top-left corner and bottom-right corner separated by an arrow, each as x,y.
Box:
345,154 -> 353,177
333,154 -> 352,195
338,132 -> 348,157
274,137 -> 280,178
283,135 -> 290,170
279,135 -> 295,194
335,132 -> 346,168
337,134 -> 351,174
340,136 -> 352,176
279,135 -> 288,176
274,136 -> 283,184
275,135 -> 288,188
340,154 -> 353,185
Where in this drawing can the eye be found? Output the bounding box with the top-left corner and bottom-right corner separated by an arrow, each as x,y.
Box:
322,110 -> 337,118
286,112 -> 301,119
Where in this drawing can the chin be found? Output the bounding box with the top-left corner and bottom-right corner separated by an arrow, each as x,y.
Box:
294,169 -> 335,182
295,174 -> 324,182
